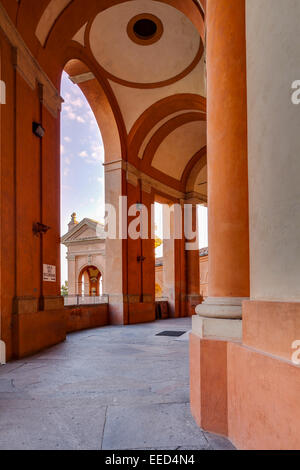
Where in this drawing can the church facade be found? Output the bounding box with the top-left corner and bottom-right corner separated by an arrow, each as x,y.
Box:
62,213 -> 209,303
61,214 -> 106,300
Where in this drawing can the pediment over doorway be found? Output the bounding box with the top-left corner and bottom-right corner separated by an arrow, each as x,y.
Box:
61,218 -> 106,245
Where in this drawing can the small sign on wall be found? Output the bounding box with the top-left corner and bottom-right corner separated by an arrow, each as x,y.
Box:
43,264 -> 56,282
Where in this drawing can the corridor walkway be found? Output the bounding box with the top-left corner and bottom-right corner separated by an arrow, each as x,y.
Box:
0,318 -> 234,450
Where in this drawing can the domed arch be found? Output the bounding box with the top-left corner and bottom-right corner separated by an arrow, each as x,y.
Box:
32,0 -> 205,51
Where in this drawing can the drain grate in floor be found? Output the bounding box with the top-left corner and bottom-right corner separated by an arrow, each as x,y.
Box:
156,331 -> 186,337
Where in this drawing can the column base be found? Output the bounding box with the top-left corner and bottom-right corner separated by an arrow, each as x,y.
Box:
192,315 -> 242,341
195,297 -> 247,319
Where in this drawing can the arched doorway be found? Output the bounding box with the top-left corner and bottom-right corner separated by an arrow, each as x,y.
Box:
78,265 -> 102,297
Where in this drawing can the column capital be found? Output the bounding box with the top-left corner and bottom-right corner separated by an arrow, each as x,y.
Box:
103,159 -> 126,173
185,192 -> 207,205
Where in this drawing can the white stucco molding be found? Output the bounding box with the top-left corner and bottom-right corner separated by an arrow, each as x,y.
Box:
70,72 -> 95,85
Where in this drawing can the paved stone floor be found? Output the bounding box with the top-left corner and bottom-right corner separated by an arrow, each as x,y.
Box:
0,318 -> 235,450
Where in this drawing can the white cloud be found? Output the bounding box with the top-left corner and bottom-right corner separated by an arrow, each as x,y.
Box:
67,111 -> 76,120
71,97 -> 84,108
64,136 -> 71,143
79,150 -> 88,158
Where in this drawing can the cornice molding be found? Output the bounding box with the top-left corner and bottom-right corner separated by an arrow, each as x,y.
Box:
103,159 -> 207,203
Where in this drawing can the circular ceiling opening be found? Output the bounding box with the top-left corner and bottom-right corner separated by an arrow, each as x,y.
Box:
133,19 -> 157,39
127,14 -> 163,46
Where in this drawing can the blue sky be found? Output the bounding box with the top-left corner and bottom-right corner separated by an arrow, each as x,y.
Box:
60,72 -> 105,284
60,72 -> 208,285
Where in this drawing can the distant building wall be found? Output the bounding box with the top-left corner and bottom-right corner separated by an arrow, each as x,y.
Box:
154,250 -> 208,300
199,255 -> 208,299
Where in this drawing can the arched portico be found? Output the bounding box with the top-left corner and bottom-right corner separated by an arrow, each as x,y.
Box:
0,0 -> 206,354
2,0 -> 300,451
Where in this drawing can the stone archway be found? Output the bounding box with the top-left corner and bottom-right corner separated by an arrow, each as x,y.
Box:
78,265 -> 102,297
0,0 -> 207,354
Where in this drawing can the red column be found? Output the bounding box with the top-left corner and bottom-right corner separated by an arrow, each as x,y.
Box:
190,0 -> 249,436
206,0 -> 250,301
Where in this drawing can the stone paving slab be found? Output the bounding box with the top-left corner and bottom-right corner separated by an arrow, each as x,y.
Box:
0,318 -> 235,450
102,402 -> 210,450
0,402 -> 107,450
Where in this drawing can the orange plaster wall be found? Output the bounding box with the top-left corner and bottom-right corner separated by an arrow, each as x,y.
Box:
15,75 -> 41,298
0,31 -> 16,359
243,300 -> 300,362
190,324 -> 300,449
66,304 -> 109,333
1,0 -> 19,22
42,107 -> 61,297
13,309 -> 66,359
228,342 -> 300,450
0,30 -> 63,359
190,333 -> 228,436
129,302 -> 156,325
13,304 -> 110,358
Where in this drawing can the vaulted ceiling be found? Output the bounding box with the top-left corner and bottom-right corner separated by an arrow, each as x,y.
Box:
3,0 -> 207,200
